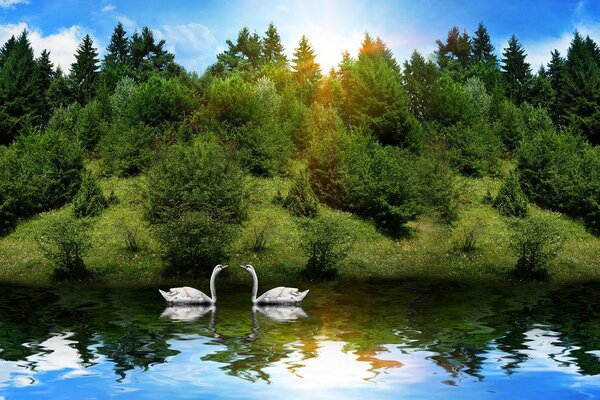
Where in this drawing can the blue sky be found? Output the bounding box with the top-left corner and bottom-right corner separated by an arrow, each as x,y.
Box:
0,0 -> 598,73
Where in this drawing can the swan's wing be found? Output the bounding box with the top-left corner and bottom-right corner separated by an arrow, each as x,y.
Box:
158,286 -> 212,304
256,287 -> 309,304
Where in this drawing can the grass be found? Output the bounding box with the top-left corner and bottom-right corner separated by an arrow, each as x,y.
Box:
0,171 -> 599,287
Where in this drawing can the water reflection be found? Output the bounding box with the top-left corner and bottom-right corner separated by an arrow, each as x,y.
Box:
0,282 -> 600,399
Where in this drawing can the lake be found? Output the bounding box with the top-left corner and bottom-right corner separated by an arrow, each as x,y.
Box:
1,280 -> 600,399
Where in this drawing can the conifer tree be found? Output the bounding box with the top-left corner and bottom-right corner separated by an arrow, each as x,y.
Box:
130,27 -> 177,75
547,49 -> 564,93
501,35 -> 531,105
104,22 -> 129,66
291,35 -> 321,103
436,27 -> 471,69
403,50 -> 440,120
70,34 -> 99,104
557,32 -> 600,144
36,49 -> 54,123
472,22 -> 496,65
262,22 -> 286,64
0,36 -> 16,67
0,30 -> 42,144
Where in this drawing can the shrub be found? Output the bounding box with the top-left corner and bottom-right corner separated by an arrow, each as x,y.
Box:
493,170 -> 528,217
73,170 -> 107,217
116,218 -> 142,252
496,99 -> 526,151
509,214 -> 564,281
341,133 -> 422,232
459,219 -> 484,253
284,170 -> 319,218
99,121 -> 159,176
417,150 -> 458,224
110,77 -> 138,119
445,120 -> 502,177
37,216 -> 91,280
146,140 -> 246,276
74,100 -> 107,152
300,214 -> 353,281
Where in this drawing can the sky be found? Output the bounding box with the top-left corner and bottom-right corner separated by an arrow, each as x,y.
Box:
0,0 -> 598,73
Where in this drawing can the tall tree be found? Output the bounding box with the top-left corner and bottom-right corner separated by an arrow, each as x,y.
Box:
0,36 -> 16,68
0,30 -> 42,144
547,49 -> 564,122
557,31 -> 600,144
217,26 -> 263,71
291,35 -> 321,104
472,22 -> 496,65
403,50 -> 440,121
262,22 -> 286,64
70,34 -> 99,104
36,49 -> 54,123
436,27 -> 471,70
130,27 -> 177,75
104,22 -> 129,66
501,34 -> 532,104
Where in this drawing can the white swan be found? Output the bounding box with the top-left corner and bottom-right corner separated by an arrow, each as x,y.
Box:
240,264 -> 309,305
161,305 -> 215,322
253,305 -> 308,321
158,264 -> 227,304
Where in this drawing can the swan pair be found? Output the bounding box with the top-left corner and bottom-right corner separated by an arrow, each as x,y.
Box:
159,264 -> 309,305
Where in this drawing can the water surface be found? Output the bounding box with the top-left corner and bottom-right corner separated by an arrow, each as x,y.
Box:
1,280 -> 600,399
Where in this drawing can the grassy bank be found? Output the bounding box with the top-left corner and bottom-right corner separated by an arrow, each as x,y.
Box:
0,171 -> 599,287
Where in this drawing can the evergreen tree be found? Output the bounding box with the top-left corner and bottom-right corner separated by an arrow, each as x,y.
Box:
436,27 -> 471,70
472,22 -> 496,65
291,35 -> 321,103
547,49 -> 564,122
262,22 -> 286,64
47,66 -> 74,110
501,34 -> 532,105
529,66 -> 554,109
557,32 -> 600,145
36,49 -> 54,123
73,169 -> 107,217
0,30 -> 42,144
104,22 -> 129,66
494,170 -> 528,217
216,26 -> 263,71
70,34 -> 99,104
403,50 -> 440,120
0,36 -> 16,67
130,27 -> 177,75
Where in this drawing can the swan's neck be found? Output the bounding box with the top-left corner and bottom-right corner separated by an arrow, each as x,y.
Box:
250,268 -> 259,303
209,269 -> 219,303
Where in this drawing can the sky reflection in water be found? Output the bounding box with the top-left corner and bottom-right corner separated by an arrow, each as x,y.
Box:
1,281 -> 600,399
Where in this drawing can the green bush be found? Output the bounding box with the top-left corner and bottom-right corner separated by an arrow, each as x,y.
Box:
445,120 -> 502,177
146,140 -> 246,276
300,214 -> 353,281
99,121 -> 159,176
73,170 -> 107,217
284,170 -> 319,218
496,99 -> 526,151
493,170 -> 528,217
509,214 -> 564,281
417,150 -> 458,224
341,133 -> 422,232
74,100 -> 108,152
0,129 -> 84,234
37,216 -> 91,280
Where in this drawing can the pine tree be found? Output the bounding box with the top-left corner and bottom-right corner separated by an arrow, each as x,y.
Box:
547,49 -> 564,122
70,34 -> 99,104
130,27 -> 177,75
493,170 -> 528,217
73,169 -> 107,217
47,66 -> 74,110
0,30 -> 42,144
0,36 -> 16,68
501,35 -> 532,105
436,27 -> 471,69
291,35 -> 321,103
36,49 -> 54,123
104,22 -> 129,66
472,22 -> 496,65
262,22 -> 286,64
557,32 -> 600,144
403,50 -> 440,120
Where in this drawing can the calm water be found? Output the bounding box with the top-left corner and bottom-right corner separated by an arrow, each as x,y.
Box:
1,280 -> 600,399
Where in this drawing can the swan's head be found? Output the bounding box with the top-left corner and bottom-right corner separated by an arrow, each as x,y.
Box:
214,264 -> 228,273
240,264 -> 254,273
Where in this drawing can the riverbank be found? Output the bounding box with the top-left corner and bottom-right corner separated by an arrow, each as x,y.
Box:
0,173 -> 599,287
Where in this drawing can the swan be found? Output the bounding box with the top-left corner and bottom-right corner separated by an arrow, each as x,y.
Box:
158,264 -> 227,304
161,305 -> 215,322
253,305 -> 308,321
240,264 -> 309,305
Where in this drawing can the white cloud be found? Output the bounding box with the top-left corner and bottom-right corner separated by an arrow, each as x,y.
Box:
157,23 -> 216,71
101,4 -> 115,13
0,22 -> 89,70
116,15 -> 136,31
0,0 -> 28,9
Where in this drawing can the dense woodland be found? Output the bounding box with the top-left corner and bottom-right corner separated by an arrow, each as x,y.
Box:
0,21 -> 599,282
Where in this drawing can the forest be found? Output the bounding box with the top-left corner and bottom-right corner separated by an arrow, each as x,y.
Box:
0,21 -> 599,285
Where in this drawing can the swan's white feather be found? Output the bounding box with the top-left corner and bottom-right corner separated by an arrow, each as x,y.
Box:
255,287 -> 309,304
158,286 -> 213,304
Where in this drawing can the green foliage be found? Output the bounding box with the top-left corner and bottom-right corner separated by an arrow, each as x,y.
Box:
74,100 -> 108,152
0,129 -> 83,234
146,140 -> 246,276
518,129 -> 600,232
99,121 -> 159,176
417,151 -> 458,224
291,35 -> 321,104
127,75 -> 195,127
509,214 -> 564,281
70,34 -> 99,104
284,170 -> 319,218
110,76 -> 138,119
73,170 -> 107,217
299,213 -> 353,281
341,133 -> 422,232
501,35 -> 532,105
36,216 -> 91,280
496,99 -> 526,151
444,121 -> 502,176
493,170 -> 528,217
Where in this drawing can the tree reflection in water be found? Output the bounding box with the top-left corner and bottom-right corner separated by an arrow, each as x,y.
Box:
1,281 -> 600,396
